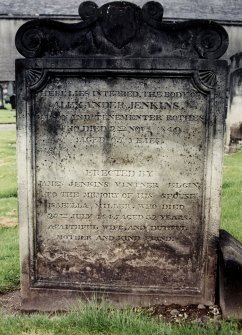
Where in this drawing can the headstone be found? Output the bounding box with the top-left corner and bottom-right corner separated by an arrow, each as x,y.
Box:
15,1 -> 229,311
7,81 -> 14,97
7,81 -> 16,110
0,85 -> 4,109
226,53 -> 242,152
219,230 -> 242,318
10,95 -> 16,110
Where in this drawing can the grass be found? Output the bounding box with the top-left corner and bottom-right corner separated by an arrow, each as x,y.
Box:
0,106 -> 16,124
0,303 -> 241,335
0,197 -> 18,220
0,226 -> 19,292
220,150 -> 242,241
0,129 -> 17,199
0,128 -> 19,293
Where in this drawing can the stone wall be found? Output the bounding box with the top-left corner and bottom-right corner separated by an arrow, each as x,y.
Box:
0,18 -> 77,82
0,19 -> 23,81
2,0 -> 242,20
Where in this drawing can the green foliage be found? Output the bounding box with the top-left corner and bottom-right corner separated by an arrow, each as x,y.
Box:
221,150 -> 242,241
0,129 -> 17,199
0,129 -> 18,293
0,304 -> 241,335
0,108 -> 16,124
0,197 -> 17,219
0,226 -> 19,293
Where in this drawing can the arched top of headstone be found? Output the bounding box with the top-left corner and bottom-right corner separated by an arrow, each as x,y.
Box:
15,1 -> 229,59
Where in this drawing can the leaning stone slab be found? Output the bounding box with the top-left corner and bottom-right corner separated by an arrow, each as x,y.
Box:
219,229 -> 242,319
15,1 -> 228,311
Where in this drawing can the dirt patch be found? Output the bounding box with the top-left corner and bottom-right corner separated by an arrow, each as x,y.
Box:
140,303 -> 223,326
0,290 -> 21,314
0,217 -> 18,228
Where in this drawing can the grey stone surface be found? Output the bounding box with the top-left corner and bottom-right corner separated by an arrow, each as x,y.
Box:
197,304 -> 206,309
16,1 -> 228,311
170,309 -> 179,316
219,230 -> 242,319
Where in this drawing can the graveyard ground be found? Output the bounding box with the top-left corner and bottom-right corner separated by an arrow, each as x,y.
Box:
0,106 -> 16,124
221,150 -> 242,241
0,110 -> 242,333
0,301 -> 241,335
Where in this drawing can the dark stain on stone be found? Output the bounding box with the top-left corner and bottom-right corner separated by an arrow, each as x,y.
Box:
103,107 -> 112,162
213,116 -> 217,137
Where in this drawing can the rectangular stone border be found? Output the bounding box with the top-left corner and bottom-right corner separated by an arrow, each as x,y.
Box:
16,57 -> 227,310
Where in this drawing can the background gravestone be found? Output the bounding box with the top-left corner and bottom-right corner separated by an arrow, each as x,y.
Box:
15,1 -> 228,311
0,85 -> 4,109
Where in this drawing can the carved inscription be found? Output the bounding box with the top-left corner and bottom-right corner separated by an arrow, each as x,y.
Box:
34,76 -> 207,289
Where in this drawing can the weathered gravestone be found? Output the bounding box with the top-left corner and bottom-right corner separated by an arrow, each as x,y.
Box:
219,230 -> 242,318
15,1 -> 228,311
0,85 -> 4,109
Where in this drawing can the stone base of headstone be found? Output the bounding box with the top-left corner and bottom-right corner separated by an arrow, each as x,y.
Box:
219,229 -> 242,319
20,288 -> 209,312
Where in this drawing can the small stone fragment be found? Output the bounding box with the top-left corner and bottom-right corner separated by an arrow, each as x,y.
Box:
170,309 -> 179,316
211,307 -> 220,315
197,304 -> 206,309
183,312 -> 188,319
